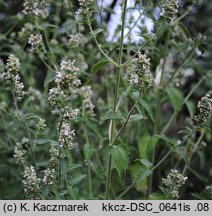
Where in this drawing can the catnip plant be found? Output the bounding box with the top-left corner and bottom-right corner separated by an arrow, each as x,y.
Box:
0,0 -> 211,200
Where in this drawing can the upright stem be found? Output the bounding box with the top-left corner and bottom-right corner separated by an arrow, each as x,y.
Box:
13,96 -> 37,171
148,30 -> 170,195
182,130 -> 205,175
105,0 -> 128,199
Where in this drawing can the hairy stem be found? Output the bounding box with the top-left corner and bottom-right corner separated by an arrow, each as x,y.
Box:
105,0 -> 128,199
13,95 -> 37,171
148,30 -> 170,195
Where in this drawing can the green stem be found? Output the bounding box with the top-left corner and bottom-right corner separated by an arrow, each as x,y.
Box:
105,0 -> 128,199
13,96 -> 37,171
120,20 -> 165,68
110,91 -> 141,146
148,30 -> 170,195
161,74 -> 206,134
88,160 -> 93,199
117,134 -> 192,199
182,130 -> 205,175
87,19 -> 118,66
58,112 -> 64,192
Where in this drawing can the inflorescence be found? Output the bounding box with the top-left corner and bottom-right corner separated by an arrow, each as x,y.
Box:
129,52 -> 154,91
162,169 -> 187,199
161,0 -> 179,23
2,54 -> 25,101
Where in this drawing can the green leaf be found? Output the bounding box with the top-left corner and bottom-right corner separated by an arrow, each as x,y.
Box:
186,100 -> 195,118
166,87 -> 183,111
83,143 -> 94,160
178,22 -> 190,39
44,71 -> 55,87
139,99 -> 155,122
178,126 -> 193,135
178,147 -> 189,166
139,135 -> 158,159
129,114 -> 145,122
155,134 -> 176,146
139,135 -> 150,159
91,28 -> 104,36
70,174 -> 87,186
69,163 -> 83,171
91,59 -> 109,74
136,170 -> 152,183
87,119 -> 103,138
109,144 -> 129,178
101,110 -> 124,121
139,159 -> 152,168
33,139 -> 51,145
188,167 -> 208,183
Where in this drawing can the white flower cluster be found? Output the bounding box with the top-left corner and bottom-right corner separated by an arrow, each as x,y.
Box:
23,0 -> 49,18
62,106 -> 80,119
49,147 -> 60,167
28,34 -> 43,53
194,94 -> 212,127
59,123 -> 75,149
162,169 -> 187,199
60,60 -> 80,73
129,52 -> 154,91
48,59 -> 81,108
42,168 -> 56,186
161,0 -> 179,23
76,0 -> 95,17
22,166 -> 41,198
48,87 -> 66,108
2,54 -> 25,101
13,147 -> 27,164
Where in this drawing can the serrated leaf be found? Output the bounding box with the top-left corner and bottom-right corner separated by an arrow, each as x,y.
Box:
110,144 -> 129,178
101,110 -> 124,121
91,60 -> 109,74
166,87 -> 183,111
139,99 -> 154,122
155,134 -> 176,146
139,135 -> 150,158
